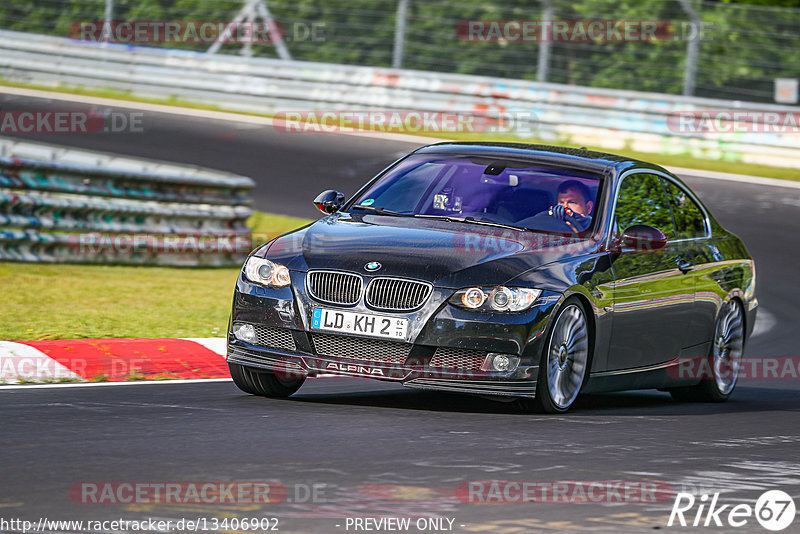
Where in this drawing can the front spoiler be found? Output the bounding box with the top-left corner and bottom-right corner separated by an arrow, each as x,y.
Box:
227,343 -> 537,398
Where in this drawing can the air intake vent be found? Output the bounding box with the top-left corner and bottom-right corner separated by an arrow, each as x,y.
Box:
253,325 -> 296,352
430,347 -> 487,371
311,333 -> 411,365
366,278 -> 432,311
307,271 -> 362,305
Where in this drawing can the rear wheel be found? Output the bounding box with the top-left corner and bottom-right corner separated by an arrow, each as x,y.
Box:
517,299 -> 591,413
229,362 -> 305,397
669,299 -> 744,403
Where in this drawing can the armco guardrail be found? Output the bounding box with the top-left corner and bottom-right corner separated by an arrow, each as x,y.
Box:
0,137 -> 254,266
0,30 -> 799,169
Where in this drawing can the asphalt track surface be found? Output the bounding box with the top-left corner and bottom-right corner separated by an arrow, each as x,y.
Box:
1,92 -> 799,533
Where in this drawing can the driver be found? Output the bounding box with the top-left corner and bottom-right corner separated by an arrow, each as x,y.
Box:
547,179 -> 594,232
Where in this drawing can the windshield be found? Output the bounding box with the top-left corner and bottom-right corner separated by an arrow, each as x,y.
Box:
348,154 -> 603,235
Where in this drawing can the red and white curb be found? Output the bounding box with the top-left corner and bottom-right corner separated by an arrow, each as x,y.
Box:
0,338 -> 229,384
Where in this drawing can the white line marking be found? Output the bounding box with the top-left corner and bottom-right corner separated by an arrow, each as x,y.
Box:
751,308 -> 776,338
669,166 -> 800,190
0,378 -> 233,390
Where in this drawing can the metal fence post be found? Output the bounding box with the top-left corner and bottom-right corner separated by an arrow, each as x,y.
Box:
393,0 -> 409,69
102,0 -> 114,45
255,0 -> 292,60
537,0 -> 553,83
207,0 -> 291,60
677,0 -> 701,96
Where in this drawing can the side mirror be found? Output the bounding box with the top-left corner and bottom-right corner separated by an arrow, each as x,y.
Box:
313,190 -> 346,214
620,224 -> 668,252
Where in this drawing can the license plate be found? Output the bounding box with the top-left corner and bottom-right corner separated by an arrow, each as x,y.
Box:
311,308 -> 408,340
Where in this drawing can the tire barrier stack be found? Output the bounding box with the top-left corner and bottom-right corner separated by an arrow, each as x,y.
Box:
0,137 -> 254,266
1,30 -> 799,169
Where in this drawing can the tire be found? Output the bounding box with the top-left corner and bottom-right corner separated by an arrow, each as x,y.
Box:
517,298 -> 592,413
669,299 -> 744,403
229,362 -> 305,397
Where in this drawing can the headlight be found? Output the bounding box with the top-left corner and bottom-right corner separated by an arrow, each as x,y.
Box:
461,287 -> 486,309
243,257 -> 291,287
450,286 -> 541,313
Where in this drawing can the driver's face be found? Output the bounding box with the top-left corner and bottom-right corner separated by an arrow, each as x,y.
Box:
557,187 -> 593,216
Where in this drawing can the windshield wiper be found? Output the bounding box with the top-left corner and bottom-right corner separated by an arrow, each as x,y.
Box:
413,214 -> 529,232
352,207 -> 529,231
463,217 -> 530,232
350,205 -> 413,217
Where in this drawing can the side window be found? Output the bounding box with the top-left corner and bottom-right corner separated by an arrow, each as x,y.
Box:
614,173 -> 675,238
661,179 -> 707,239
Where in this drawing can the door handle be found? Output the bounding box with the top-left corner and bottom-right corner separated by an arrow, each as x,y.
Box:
675,256 -> 693,274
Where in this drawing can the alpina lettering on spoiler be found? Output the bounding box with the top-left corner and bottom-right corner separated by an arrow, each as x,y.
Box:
326,362 -> 385,376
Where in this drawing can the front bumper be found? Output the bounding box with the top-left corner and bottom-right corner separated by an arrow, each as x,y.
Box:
227,340 -> 539,397
227,271 -> 561,398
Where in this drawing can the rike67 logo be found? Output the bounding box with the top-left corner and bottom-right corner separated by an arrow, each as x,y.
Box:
668,490 -> 796,531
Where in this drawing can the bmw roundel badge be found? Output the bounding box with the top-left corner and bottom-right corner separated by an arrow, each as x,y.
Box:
365,261 -> 382,272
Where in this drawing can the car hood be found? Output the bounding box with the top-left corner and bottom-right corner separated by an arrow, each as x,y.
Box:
261,213 -> 601,288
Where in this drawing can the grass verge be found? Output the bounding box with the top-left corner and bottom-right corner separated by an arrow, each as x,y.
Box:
0,211 -> 312,341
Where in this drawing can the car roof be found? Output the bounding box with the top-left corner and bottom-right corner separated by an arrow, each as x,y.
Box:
413,142 -> 671,178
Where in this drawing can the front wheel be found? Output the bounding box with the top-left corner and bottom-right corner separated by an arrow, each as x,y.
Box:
518,299 -> 591,413
669,299 -> 744,403
229,362 -> 305,397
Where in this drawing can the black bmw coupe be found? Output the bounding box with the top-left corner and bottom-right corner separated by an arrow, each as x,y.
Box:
227,143 -> 757,412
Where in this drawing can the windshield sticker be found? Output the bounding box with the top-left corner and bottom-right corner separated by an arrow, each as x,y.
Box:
433,194 -> 462,212
360,198 -> 375,206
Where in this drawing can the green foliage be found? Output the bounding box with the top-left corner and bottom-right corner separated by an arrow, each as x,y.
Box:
615,173 -> 675,237
0,0 -> 797,101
